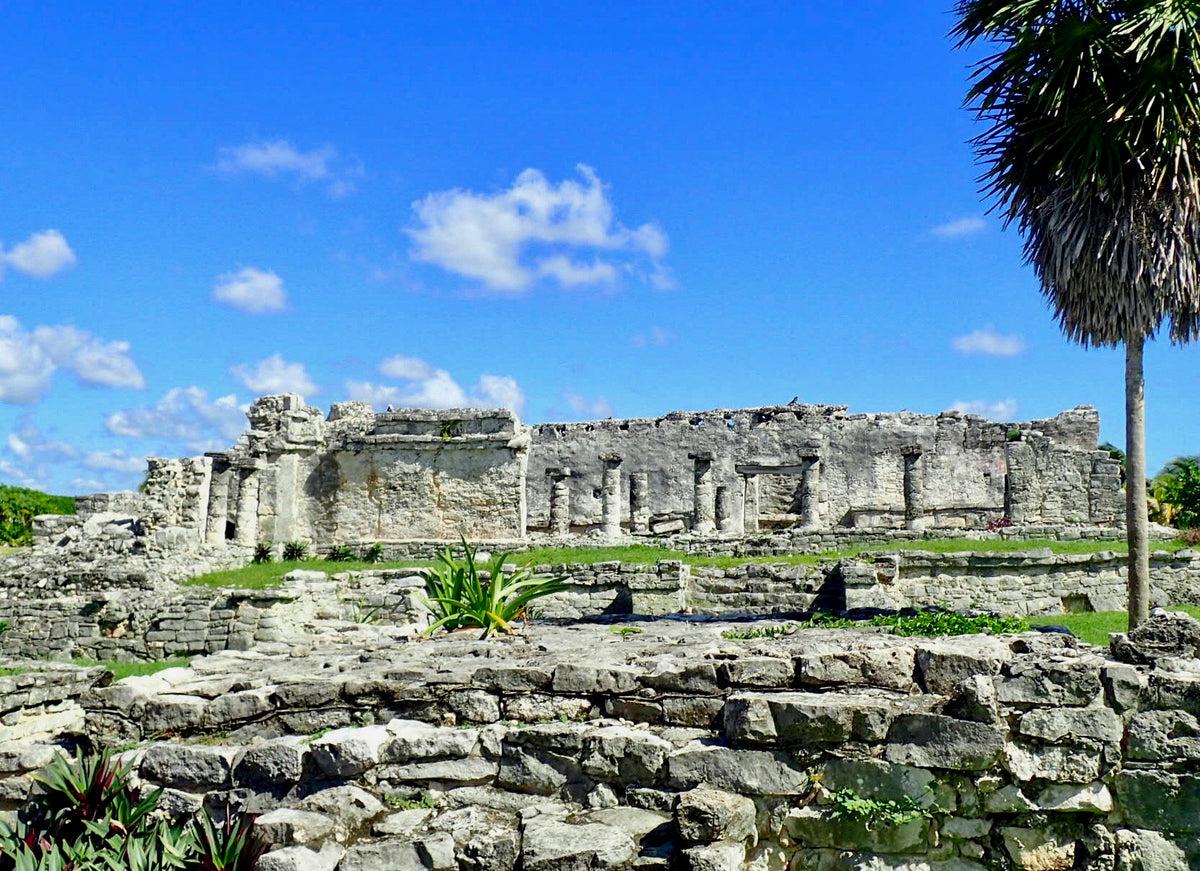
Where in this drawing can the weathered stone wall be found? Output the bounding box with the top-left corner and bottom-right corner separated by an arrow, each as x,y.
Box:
46,396 -> 1118,553
527,404 -> 1120,534
206,396 -> 530,546
0,571 -> 429,662
8,549 -> 1198,667
6,616 -> 1200,868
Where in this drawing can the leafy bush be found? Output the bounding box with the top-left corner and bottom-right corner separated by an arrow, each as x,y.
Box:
282,541 -> 309,562
0,749 -> 265,869
825,788 -> 932,828
364,543 -> 386,564
252,543 -> 273,564
1153,456 -> 1200,529
721,609 -> 1027,639
1182,528 -> 1200,546
420,538 -> 567,638
0,485 -> 75,546
327,544 -> 356,562
985,515 -> 1013,531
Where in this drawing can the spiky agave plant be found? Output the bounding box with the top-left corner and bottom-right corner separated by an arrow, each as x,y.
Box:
186,810 -> 266,871
955,0 -> 1200,627
419,537 -> 567,638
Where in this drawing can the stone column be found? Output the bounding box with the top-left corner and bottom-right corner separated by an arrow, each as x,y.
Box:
715,485 -> 739,534
233,467 -> 261,546
742,475 -> 760,533
902,445 -> 927,531
800,456 -> 821,528
205,467 -> 232,545
629,472 -> 651,534
690,452 -> 716,535
546,467 -> 573,535
599,454 -> 622,539
273,453 -> 301,544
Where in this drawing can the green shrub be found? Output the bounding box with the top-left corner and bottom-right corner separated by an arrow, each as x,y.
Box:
721,610 -> 1027,640
1154,456 -> 1200,529
0,749 -> 265,869
364,542 -> 386,563
825,788 -> 932,828
282,541 -> 309,562
327,544 -> 356,562
0,485 -> 75,545
252,543 -> 274,564
420,538 -> 568,638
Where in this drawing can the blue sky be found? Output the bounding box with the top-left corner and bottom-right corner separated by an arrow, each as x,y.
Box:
1,2 -> 1196,494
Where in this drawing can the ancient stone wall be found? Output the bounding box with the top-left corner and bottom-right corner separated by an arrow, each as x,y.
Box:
46,397 -> 1119,553
527,404 -> 1120,535
8,550 -> 1200,665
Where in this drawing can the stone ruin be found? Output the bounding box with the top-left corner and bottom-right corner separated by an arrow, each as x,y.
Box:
54,394 -> 1124,556
10,394 -> 1200,870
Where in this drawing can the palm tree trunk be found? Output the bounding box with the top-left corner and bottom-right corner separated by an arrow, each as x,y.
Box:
1126,333 -> 1151,629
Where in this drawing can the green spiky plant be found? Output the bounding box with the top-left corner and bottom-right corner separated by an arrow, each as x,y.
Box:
955,0 -> 1200,628
419,537 -> 567,638
0,750 -> 263,871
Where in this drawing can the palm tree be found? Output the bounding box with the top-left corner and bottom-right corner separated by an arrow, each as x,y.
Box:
955,1 -> 1200,628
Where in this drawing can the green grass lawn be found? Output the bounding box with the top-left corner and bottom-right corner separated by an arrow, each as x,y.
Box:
180,537 -> 1192,589
184,559 -> 428,589
73,658 -> 190,680
1029,604 -> 1200,646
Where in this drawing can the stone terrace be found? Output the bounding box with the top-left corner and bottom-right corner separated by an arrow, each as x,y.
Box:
5,612 -> 1200,869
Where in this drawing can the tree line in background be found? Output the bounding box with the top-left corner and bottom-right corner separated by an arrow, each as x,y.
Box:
0,484 -> 75,545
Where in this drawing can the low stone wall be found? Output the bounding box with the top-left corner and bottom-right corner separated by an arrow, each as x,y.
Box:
6,617 -> 1200,868
0,572 -> 429,662
6,548 -> 1200,664
0,662 -> 105,749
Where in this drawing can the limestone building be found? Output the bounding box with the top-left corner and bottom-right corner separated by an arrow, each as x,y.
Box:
135,394 -> 1123,546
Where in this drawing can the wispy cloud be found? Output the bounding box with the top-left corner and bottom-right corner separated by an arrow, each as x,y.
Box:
1,229 -> 77,280
214,139 -> 363,197
231,354 -> 316,397
105,387 -> 247,452
631,325 -> 674,348
948,399 -> 1018,421
408,164 -> 673,295
347,355 -> 525,414
212,267 -> 287,314
951,327 -> 1025,357
931,216 -> 986,239
560,391 -> 613,419
0,315 -> 144,404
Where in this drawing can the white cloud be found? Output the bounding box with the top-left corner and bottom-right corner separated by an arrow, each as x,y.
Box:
70,477 -> 109,493
408,164 -> 671,295
212,267 -> 287,314
475,375 -> 524,412
931,217 -> 986,239
948,399 -> 1018,421
214,139 -> 363,197
346,356 -> 525,414
0,457 -> 41,489
563,391 -> 613,419
231,354 -> 316,397
1,229 -> 77,279
0,419 -> 78,490
951,327 -> 1026,357
631,325 -> 673,348
0,315 -> 144,404
379,355 -> 436,381
83,448 -> 147,474
105,386 -> 247,451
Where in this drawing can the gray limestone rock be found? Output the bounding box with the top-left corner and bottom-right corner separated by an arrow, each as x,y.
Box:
675,788 -> 757,845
